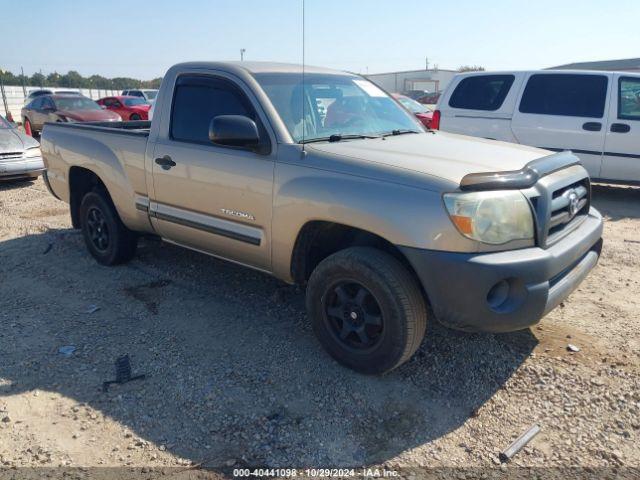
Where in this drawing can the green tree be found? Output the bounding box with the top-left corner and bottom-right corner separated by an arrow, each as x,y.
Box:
46,72 -> 61,86
30,72 -> 45,87
60,70 -> 85,88
0,68 -> 161,90
458,65 -> 486,72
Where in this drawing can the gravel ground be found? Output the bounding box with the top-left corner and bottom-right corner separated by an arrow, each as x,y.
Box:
0,178 -> 639,478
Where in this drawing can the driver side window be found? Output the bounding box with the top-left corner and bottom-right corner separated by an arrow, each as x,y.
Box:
170,75 -> 256,144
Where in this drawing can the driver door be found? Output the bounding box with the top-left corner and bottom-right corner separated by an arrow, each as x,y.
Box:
149,73 -> 276,272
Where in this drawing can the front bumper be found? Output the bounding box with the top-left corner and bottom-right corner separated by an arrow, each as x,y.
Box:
400,207 -> 603,333
0,156 -> 45,180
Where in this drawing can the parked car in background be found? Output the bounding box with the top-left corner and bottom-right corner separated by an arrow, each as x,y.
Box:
121,89 -> 158,103
392,93 -> 434,128
435,70 -> 640,183
96,96 -> 151,121
25,89 -> 53,103
41,61 -> 602,374
417,90 -> 442,105
402,89 -> 430,100
25,89 -> 79,104
0,114 -> 44,180
21,94 -> 121,136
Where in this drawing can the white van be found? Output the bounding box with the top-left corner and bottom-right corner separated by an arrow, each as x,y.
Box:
434,71 -> 640,183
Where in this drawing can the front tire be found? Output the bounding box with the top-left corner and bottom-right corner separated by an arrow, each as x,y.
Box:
130,113 -> 141,121
79,190 -> 138,265
306,247 -> 427,374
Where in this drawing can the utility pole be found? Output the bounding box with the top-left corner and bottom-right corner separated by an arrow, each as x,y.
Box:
20,66 -> 27,96
240,48 -> 246,61
0,71 -> 9,119
425,57 -> 429,70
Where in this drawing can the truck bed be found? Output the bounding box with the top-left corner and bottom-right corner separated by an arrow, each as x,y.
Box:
43,120 -> 151,137
41,119 -> 153,234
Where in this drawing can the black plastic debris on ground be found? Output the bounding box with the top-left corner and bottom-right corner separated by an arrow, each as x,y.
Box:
103,355 -> 146,392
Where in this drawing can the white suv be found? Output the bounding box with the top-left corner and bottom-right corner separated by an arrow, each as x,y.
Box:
434,71 -> 640,183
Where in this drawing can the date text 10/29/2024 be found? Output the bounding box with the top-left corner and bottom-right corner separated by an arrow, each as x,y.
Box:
233,468 -> 399,478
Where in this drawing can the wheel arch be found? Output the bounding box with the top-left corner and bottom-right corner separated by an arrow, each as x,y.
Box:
290,220 -> 429,304
68,166 -> 112,228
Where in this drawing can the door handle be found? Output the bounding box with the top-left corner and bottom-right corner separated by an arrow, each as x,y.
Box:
582,122 -> 602,132
154,155 -> 176,170
610,123 -> 631,133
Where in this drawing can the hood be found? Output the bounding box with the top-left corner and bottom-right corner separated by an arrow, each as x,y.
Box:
58,109 -> 121,122
0,128 -> 39,153
308,131 -> 551,187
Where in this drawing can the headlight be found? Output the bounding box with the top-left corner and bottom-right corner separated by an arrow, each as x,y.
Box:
24,147 -> 42,158
443,190 -> 534,245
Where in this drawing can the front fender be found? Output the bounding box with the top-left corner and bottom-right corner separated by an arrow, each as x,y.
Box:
271,163 -> 478,282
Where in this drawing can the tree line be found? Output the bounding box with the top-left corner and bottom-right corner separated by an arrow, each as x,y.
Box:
0,69 -> 162,90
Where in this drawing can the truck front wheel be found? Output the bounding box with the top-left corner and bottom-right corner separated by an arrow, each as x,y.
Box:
306,247 -> 427,374
79,190 -> 138,265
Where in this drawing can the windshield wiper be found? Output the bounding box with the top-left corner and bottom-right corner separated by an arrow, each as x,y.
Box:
301,133 -> 380,144
380,129 -> 421,138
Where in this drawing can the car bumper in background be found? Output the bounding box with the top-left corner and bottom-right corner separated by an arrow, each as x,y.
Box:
0,156 -> 45,180
400,207 -> 603,333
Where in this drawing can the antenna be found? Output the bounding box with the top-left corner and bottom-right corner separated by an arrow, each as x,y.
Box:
301,0 -> 306,151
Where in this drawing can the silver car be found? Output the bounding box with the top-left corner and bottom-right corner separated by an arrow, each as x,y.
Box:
0,114 -> 44,180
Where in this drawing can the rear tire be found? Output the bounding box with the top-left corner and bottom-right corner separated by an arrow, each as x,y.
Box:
79,190 -> 138,265
306,247 -> 427,374
130,114 -> 141,121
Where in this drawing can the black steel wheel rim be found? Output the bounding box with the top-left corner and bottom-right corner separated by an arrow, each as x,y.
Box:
86,206 -> 109,252
324,281 -> 384,351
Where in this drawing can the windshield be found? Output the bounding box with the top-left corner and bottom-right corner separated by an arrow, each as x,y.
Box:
123,97 -> 148,106
143,90 -> 158,100
0,115 -> 12,129
397,96 -> 431,114
255,73 -> 421,142
54,97 -> 102,111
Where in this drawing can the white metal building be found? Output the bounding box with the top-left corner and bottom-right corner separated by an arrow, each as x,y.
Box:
365,68 -> 458,94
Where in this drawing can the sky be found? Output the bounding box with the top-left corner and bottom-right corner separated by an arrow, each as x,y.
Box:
2,0 -> 639,80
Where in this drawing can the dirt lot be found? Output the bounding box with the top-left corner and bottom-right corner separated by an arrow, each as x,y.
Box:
1,178 -> 639,477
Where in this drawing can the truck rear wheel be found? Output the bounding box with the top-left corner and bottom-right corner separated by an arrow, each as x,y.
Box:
306,247 -> 427,374
79,190 -> 138,265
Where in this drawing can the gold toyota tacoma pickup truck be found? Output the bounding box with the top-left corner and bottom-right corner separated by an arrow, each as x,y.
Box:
41,62 -> 603,374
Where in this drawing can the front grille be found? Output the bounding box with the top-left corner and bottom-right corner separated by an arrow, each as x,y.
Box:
545,178 -> 590,245
0,152 -> 23,161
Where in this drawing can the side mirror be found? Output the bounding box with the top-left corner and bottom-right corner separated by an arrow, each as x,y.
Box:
209,115 -> 260,150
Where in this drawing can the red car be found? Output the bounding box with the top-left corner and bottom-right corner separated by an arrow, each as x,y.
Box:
96,96 -> 151,121
392,93 -> 434,129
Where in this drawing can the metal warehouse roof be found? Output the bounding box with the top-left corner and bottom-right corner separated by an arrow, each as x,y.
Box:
550,58 -> 640,71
